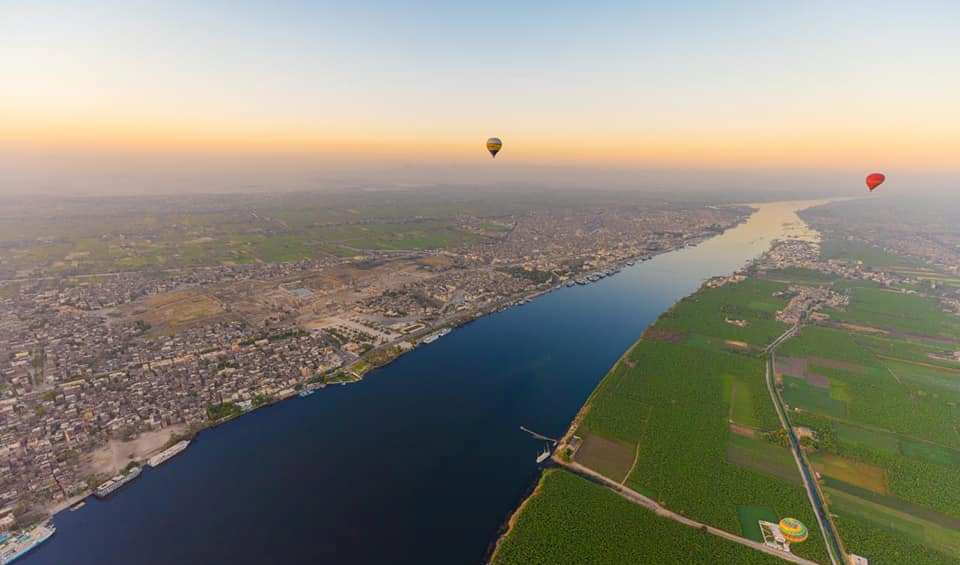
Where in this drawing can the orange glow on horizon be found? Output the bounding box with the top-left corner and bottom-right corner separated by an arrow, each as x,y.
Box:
3,116 -> 958,172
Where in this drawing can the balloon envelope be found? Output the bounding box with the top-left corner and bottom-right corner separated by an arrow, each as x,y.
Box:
866,173 -> 885,191
486,137 -> 502,158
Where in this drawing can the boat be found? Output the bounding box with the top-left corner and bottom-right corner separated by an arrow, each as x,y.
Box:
298,389 -> 315,398
69,501 -> 85,511
535,443 -> 551,464
148,440 -> 190,467
0,522 -> 55,564
422,328 -> 451,345
94,466 -> 142,498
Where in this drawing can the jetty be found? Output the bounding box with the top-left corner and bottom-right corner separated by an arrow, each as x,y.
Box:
520,426 -> 558,445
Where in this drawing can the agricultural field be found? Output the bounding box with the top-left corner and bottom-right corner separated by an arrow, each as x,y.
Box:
574,433 -> 637,483
492,470 -> 783,565
496,230 -> 960,564
656,278 -> 791,349
819,238 -> 920,269
2,188 -> 713,276
1,219 -> 483,274
888,268 -> 960,289
809,453 -> 887,494
566,279 -> 829,563
853,332 -> 960,371
759,267 -> 839,285
611,342 -> 825,563
782,374 -> 847,418
726,435 -> 800,485
830,491 -> 960,564
0,191 -> 505,275
778,327 -> 877,367
306,220 -> 481,251
770,262 -> 960,562
826,283 -> 960,340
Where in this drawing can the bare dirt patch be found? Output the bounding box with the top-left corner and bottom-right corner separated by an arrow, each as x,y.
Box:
838,322 -> 889,335
809,356 -> 867,374
84,425 -> 188,477
806,372 -> 830,389
642,327 -> 684,342
137,289 -> 224,330
776,356 -> 808,378
729,423 -> 757,438
416,255 -> 456,269
574,433 -> 636,483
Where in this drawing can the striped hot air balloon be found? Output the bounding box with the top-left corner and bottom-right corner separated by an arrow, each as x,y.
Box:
486,137 -> 502,158
778,518 -> 809,544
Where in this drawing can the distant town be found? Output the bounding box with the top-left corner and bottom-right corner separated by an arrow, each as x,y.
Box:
0,195 -> 746,532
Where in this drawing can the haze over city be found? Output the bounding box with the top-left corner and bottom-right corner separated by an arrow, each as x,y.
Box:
2,0 -> 958,195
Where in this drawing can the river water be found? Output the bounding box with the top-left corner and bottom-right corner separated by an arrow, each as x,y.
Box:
26,200 -> 824,565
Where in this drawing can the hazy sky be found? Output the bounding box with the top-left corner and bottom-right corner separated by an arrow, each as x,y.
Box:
1,1 -> 957,195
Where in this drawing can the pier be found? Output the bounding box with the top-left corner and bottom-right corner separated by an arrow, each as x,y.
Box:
520,426 -> 558,445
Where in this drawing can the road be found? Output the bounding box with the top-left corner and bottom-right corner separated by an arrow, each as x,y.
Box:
764,325 -> 845,565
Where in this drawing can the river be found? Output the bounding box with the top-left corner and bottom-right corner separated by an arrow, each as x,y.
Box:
25,200 -> 825,565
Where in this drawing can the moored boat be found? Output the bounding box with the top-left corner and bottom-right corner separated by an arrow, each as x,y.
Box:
0,522 -> 55,564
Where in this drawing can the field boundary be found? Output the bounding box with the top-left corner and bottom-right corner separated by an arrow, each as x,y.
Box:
554,461 -> 821,565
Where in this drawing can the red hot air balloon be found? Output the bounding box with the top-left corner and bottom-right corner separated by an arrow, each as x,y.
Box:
866,173 -> 885,192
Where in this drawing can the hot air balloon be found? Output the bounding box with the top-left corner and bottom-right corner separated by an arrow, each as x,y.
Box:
866,173 -> 885,192
778,518 -> 809,544
486,137 -> 502,158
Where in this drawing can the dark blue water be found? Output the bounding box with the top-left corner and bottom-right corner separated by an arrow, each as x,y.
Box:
26,202 -> 820,565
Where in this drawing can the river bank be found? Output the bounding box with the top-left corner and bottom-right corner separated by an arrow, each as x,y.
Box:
24,236 -> 712,519
24,200 -> 826,565
28,220 -> 736,529
489,200 -> 831,565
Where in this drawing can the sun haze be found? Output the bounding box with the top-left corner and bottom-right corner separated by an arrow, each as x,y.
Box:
1,1 -> 958,194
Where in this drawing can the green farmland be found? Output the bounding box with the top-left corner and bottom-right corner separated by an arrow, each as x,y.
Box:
492,470 -> 783,565
497,276 -> 831,564
770,263 -> 960,563
827,283 -> 960,340
498,236 -> 960,565
819,238 -> 920,269
656,278 -> 791,348
0,192 -> 500,275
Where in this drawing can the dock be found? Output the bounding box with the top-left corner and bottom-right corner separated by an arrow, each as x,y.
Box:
520,426 -> 558,445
